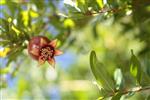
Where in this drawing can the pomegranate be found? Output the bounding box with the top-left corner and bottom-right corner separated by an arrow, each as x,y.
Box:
28,36 -> 63,67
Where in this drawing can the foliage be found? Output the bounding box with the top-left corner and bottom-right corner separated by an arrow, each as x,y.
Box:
0,0 -> 150,100
90,50 -> 150,99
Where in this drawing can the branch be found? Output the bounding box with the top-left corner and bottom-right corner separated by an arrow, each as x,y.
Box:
122,86 -> 150,94
83,7 -> 123,16
99,86 -> 150,100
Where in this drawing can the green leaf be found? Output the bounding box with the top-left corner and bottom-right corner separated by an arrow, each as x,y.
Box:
92,22 -> 99,39
6,2 -> 21,18
111,92 -> 123,100
90,50 -> 114,91
130,50 -> 142,84
96,0 -> 104,9
65,4 -> 79,13
86,0 -> 100,12
6,47 -> 25,66
147,65 -> 150,78
114,68 -> 124,90
76,0 -> 88,13
145,55 -> 150,78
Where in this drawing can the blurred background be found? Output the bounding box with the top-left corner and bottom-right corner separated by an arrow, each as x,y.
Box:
0,0 -> 150,100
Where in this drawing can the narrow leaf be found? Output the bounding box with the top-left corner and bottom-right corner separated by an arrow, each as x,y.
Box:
76,0 -> 88,13
130,50 -> 142,84
90,50 -> 114,92
114,68 -> 124,90
96,0 -> 104,9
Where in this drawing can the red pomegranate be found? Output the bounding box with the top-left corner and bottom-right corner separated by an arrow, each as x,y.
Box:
28,36 -> 63,67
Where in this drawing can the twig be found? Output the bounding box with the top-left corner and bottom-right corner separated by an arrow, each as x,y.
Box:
83,7 -> 123,16
99,86 -> 150,100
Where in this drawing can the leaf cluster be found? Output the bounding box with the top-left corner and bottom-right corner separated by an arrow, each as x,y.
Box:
90,50 -> 150,99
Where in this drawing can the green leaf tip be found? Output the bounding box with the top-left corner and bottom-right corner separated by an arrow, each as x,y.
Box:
130,49 -> 142,84
91,50 -> 96,56
131,49 -> 134,55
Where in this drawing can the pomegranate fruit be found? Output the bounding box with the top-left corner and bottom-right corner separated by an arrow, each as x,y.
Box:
28,36 -> 63,67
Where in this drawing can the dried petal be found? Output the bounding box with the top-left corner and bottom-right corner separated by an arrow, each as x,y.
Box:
40,38 -> 48,47
54,49 -> 63,56
38,56 -> 45,65
49,39 -> 57,48
48,58 -> 55,68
